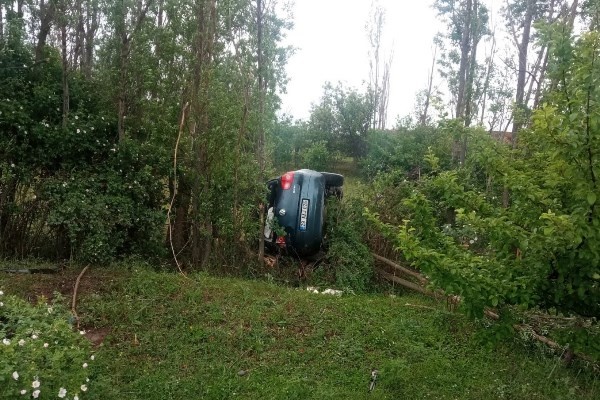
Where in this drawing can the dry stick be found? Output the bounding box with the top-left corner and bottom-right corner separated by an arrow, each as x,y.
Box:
372,253 -> 428,284
376,269 -> 442,299
381,269 -> 596,365
166,102 -> 190,277
403,303 -> 440,312
71,264 -> 90,330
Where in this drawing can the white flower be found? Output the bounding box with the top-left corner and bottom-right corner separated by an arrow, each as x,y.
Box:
74,396 -> 79,400
90,355 -> 95,360
82,363 -> 88,369
32,389 -> 40,398
18,339 -> 25,346
31,334 -> 38,340
86,378 -> 90,382
0,302 -> 3,306
77,128 -> 81,134
80,384 -> 88,392
20,389 -> 26,395
47,307 -> 53,313
32,379 -> 40,388
43,343 -> 49,348
58,387 -> 67,398
12,371 -> 19,380
0,290 -> 3,295
74,115 -> 78,120
79,330 -> 86,335
469,239 -> 474,244
2,338 -> 10,345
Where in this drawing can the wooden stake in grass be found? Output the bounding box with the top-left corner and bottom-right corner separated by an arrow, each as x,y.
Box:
369,368 -> 378,392
71,264 -> 90,330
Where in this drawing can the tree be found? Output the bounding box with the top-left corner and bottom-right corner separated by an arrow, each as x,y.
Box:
0,0 -> 292,266
367,18 -> 600,319
435,0 -> 489,163
366,1 -> 393,130
308,83 -> 373,160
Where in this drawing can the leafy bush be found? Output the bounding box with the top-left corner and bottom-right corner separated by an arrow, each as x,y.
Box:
0,291 -> 95,399
301,140 -> 331,172
319,198 -> 374,293
45,140 -> 167,264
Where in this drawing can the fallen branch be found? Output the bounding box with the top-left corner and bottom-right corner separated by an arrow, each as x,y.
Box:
372,253 -> 427,284
71,265 -> 90,330
376,269 -> 442,299
403,303 -> 440,311
378,267 -> 597,365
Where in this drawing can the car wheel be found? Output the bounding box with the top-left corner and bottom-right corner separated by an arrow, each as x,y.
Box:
325,186 -> 343,199
321,172 -> 344,187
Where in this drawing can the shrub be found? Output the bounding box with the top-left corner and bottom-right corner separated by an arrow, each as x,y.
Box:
320,198 -> 374,293
301,141 -> 331,171
0,291 -> 95,399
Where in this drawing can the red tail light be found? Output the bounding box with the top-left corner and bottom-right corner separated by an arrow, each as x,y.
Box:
281,171 -> 294,190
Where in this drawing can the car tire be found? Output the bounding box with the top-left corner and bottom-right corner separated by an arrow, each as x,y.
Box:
321,172 -> 344,187
326,186 -> 343,199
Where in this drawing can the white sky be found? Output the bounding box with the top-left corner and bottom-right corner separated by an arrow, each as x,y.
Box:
279,0 -> 500,125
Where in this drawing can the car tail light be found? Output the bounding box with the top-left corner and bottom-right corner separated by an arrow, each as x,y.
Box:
281,171 -> 294,190
276,236 -> 286,247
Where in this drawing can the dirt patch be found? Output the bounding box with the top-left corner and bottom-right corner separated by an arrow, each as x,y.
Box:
84,327 -> 112,347
1,267 -> 127,303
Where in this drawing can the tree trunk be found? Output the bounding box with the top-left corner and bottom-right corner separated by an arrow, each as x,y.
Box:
0,4 -> 4,40
116,0 -> 154,141
479,34 -> 496,126
35,0 -> 56,62
187,0 -> 216,267
73,0 -> 85,71
61,21 -> 69,128
455,0 -> 472,121
84,0 -> 99,79
464,0 -> 479,129
118,40 -> 129,141
257,0 -> 266,264
420,46 -> 437,126
511,0 -> 535,146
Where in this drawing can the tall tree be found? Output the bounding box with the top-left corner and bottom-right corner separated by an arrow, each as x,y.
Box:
435,0 -> 489,162
366,1 -> 392,130
111,0 -> 154,141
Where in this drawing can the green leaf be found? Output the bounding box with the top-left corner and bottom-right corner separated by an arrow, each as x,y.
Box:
587,193 -> 597,205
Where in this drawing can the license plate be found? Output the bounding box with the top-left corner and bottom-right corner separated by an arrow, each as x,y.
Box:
299,199 -> 309,231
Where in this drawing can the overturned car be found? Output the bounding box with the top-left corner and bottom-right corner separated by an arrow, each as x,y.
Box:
264,169 -> 344,257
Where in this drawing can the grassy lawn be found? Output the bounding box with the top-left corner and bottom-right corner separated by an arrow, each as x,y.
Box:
1,264 -> 598,399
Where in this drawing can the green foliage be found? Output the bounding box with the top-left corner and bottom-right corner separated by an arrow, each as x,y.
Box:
301,140 -> 331,172
0,0 -> 293,267
307,82 -> 373,159
0,292 -> 95,399
45,141 -> 167,263
360,125 -> 453,179
362,27 -> 600,325
320,199 -> 374,293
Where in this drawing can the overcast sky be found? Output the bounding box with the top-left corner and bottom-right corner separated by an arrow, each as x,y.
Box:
279,0 -> 500,125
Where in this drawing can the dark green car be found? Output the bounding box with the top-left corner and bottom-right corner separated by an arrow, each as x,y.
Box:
265,169 -> 344,257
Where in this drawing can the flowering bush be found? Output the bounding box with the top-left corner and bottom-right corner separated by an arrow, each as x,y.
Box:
0,290 -> 95,399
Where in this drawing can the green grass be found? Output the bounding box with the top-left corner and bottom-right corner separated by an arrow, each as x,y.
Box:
2,265 -> 597,399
